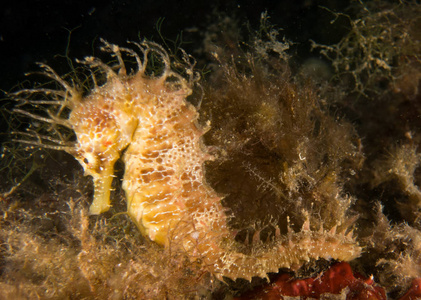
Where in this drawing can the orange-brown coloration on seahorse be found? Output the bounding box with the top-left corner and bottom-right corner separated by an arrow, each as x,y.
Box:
13,39 -> 361,281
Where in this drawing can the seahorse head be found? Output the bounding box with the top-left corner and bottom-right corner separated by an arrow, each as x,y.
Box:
68,80 -> 138,215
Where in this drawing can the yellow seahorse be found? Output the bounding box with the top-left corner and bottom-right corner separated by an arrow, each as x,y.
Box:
13,39 -> 361,281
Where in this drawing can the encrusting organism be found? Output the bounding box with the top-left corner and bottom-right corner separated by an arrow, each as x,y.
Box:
235,262 -> 387,299
11,38 -> 361,282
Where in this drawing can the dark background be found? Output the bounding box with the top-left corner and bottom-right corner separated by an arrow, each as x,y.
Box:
0,0 -> 356,137
0,0 -> 354,90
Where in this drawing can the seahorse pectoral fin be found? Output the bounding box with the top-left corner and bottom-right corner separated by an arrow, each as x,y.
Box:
89,171 -> 114,215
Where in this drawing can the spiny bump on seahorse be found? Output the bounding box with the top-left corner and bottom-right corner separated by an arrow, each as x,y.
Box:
12,38 -> 362,282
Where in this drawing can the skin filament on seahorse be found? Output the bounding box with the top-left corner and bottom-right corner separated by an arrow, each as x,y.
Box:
13,39 -> 361,281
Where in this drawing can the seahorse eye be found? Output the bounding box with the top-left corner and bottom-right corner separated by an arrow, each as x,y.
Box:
78,152 -> 100,173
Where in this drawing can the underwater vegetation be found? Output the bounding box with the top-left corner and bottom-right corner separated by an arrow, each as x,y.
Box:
0,0 -> 421,299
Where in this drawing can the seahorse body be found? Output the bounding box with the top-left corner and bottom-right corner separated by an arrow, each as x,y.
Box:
121,85 -> 229,248
15,40 -> 361,281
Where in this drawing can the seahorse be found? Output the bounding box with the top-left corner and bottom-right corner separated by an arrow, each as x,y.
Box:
13,39 -> 361,281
